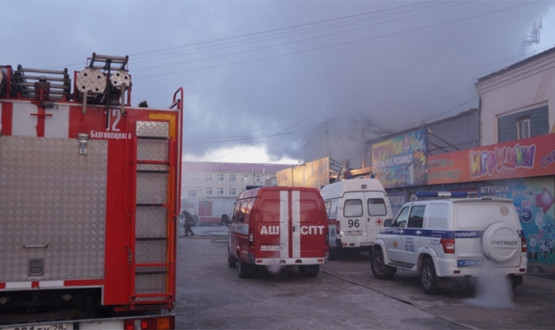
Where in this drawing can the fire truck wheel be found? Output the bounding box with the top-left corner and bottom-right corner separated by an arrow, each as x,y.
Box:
299,265 -> 320,277
237,260 -> 253,278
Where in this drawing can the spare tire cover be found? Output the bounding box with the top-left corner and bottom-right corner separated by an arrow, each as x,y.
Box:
482,222 -> 520,263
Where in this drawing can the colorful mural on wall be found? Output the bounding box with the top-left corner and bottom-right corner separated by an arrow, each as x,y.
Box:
371,129 -> 428,188
478,178 -> 555,266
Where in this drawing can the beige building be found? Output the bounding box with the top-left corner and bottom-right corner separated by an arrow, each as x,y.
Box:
476,47 -> 555,145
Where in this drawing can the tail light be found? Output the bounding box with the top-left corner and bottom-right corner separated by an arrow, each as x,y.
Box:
248,229 -> 254,245
440,238 -> 455,254
521,236 -> 527,253
124,315 -> 174,330
336,221 -> 340,235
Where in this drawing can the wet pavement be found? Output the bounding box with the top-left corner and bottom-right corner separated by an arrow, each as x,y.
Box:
175,225 -> 555,329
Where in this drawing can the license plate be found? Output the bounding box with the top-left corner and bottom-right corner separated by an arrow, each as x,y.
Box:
4,322 -> 72,330
457,259 -> 483,267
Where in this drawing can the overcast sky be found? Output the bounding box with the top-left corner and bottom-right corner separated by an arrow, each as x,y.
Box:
3,0 -> 554,164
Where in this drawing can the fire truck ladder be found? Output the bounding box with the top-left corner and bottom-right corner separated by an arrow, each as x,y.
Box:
133,120 -> 174,308
10,65 -> 71,100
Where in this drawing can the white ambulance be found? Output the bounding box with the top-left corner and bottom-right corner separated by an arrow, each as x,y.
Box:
320,178 -> 393,258
227,187 -> 329,278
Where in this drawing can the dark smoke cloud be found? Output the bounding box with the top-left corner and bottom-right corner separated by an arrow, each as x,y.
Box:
2,1 -> 553,164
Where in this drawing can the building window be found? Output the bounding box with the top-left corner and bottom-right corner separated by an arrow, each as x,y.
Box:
187,189 -> 197,197
206,187 -> 212,196
192,174 -> 200,181
498,105 -> 548,143
229,174 -> 236,182
242,175 -> 250,183
255,175 -> 261,183
230,188 -> 237,196
206,174 -> 212,182
217,187 -> 224,195
217,174 -> 224,182
517,117 -> 531,139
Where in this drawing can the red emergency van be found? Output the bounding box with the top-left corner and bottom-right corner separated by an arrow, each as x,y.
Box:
227,187 -> 329,278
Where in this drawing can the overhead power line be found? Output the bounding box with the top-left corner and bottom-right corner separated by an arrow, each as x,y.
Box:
131,1 -> 459,62
132,1 -> 539,78
131,1 -> 466,73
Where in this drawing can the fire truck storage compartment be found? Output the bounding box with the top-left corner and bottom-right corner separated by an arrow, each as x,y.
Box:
0,135 -> 107,282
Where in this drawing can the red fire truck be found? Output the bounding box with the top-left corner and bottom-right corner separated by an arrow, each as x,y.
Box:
0,53 -> 182,329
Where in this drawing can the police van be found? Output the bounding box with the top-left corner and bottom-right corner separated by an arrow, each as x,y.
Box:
320,178 -> 393,258
371,192 -> 528,294
227,186 -> 328,278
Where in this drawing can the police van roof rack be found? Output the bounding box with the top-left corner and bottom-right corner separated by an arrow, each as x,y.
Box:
413,191 -> 469,201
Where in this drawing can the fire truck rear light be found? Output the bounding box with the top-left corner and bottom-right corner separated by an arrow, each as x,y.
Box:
124,320 -> 135,330
295,259 -> 302,264
317,258 -> 324,262
124,316 -> 173,330
453,270 -> 461,274
440,238 -> 455,253
154,317 -> 172,329
248,232 -> 253,243
279,260 -> 286,264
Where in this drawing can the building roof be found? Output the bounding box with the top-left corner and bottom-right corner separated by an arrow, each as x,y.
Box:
476,46 -> 555,84
182,161 -> 293,173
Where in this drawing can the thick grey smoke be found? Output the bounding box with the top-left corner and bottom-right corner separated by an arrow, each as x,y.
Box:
1,1 -> 553,163
177,1 -> 554,163
465,270 -> 515,309
303,116 -> 393,166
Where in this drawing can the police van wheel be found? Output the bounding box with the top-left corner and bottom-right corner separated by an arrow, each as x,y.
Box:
370,248 -> 394,280
420,258 -> 439,294
299,265 -> 319,277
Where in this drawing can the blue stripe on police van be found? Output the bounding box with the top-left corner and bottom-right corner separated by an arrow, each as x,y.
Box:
380,228 -> 482,239
381,228 -> 525,240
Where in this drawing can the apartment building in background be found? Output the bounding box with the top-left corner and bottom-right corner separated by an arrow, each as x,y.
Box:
181,161 -> 292,224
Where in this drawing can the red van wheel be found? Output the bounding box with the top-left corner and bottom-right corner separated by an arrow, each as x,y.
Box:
299,265 -> 319,277
237,260 -> 253,278
227,254 -> 237,268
